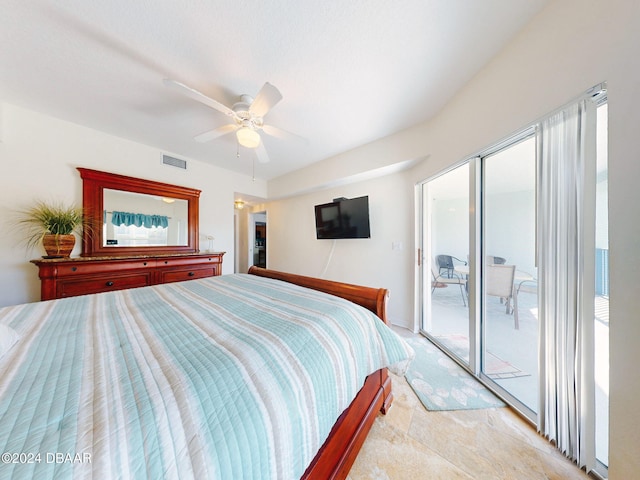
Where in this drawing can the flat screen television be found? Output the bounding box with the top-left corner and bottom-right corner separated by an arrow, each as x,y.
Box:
315,196 -> 371,239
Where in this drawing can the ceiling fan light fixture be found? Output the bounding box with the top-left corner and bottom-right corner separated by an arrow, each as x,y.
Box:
236,127 -> 261,148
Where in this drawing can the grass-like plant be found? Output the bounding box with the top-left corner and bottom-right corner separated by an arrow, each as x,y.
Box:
17,201 -> 86,248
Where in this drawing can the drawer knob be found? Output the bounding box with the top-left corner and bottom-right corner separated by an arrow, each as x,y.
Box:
164,261 -> 168,264
188,272 -> 195,277
105,281 -> 114,287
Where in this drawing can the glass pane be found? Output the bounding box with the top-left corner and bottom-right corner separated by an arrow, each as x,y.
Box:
595,102 -> 609,468
422,163 -> 470,364
482,136 -> 538,412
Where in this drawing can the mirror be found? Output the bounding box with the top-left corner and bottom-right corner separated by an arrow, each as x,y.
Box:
103,189 -> 189,247
78,168 -> 200,257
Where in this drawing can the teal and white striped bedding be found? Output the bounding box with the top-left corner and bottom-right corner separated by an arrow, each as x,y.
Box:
0,273 -> 413,479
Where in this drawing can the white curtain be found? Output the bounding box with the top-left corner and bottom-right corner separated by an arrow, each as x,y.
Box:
537,98 -> 597,470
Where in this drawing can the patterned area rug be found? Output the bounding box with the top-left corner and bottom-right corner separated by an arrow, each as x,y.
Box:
404,337 -> 506,411
435,334 -> 531,380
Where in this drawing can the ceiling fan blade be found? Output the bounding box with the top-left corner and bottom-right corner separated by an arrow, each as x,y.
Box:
163,79 -> 235,117
262,124 -> 307,143
249,82 -> 283,117
194,124 -> 237,143
255,142 -> 270,163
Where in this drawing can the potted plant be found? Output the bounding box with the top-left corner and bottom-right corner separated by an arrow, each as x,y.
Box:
17,201 -> 87,258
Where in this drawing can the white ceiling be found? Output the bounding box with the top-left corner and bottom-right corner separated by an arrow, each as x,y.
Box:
0,0 -> 549,181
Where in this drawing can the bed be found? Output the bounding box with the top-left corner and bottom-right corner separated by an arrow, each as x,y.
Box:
0,267 -> 413,479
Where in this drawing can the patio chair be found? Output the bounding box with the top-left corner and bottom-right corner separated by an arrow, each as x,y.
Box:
486,255 -> 508,306
486,264 -> 517,327
513,273 -> 538,328
435,254 -> 467,278
431,263 -> 467,306
486,255 -> 506,265
515,277 -> 537,296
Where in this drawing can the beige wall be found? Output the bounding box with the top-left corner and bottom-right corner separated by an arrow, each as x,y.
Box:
266,172 -> 414,326
0,103 -> 267,307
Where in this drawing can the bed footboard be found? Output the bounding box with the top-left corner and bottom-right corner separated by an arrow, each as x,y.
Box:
247,267 -> 393,479
301,368 -> 392,480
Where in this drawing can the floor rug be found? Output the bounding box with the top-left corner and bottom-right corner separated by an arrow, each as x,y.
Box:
404,337 -> 506,411
435,334 -> 530,380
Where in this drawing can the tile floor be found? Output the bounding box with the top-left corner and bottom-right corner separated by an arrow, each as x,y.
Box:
347,370 -> 591,479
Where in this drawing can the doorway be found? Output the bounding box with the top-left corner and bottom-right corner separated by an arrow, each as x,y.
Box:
251,212 -> 267,268
233,205 -> 267,273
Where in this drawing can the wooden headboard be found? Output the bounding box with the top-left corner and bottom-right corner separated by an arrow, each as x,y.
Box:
247,266 -> 389,324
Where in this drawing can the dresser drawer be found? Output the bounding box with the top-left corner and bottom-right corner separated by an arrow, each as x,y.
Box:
56,259 -> 155,277
158,266 -> 216,284
156,256 -> 220,268
58,273 -> 153,297
33,252 -> 224,300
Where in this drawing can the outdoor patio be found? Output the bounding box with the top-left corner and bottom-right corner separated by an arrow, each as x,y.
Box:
428,282 -> 539,408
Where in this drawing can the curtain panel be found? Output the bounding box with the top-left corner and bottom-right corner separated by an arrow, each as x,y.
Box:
111,211 -> 169,229
537,98 -> 597,471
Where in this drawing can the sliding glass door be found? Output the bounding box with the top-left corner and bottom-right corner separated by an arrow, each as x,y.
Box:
594,102 -> 609,470
481,135 -> 538,413
420,163 -> 470,365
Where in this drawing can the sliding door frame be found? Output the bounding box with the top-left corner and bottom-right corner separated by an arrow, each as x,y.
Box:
416,160 -> 474,370
468,157 -> 481,375
476,127 -> 538,423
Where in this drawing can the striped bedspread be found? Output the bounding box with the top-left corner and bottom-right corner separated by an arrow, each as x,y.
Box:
0,273 -> 413,479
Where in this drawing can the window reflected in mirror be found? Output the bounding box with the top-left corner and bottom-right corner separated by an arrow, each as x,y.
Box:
103,189 -> 189,247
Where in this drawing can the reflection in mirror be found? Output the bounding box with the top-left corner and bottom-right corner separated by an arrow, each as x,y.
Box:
103,189 -> 189,247
78,167 -> 200,257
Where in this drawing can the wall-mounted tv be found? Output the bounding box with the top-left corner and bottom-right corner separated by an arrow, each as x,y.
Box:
315,196 -> 371,239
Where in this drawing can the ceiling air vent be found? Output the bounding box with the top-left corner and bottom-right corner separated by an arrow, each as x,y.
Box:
162,154 -> 187,170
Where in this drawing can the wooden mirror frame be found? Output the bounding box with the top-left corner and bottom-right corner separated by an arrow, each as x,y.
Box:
78,168 -> 200,257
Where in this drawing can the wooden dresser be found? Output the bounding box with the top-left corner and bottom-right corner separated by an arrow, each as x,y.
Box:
32,252 -> 225,301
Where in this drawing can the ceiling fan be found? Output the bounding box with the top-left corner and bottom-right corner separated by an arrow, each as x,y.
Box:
163,78 -> 295,163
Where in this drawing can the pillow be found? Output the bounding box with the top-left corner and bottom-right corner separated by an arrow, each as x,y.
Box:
0,324 -> 20,359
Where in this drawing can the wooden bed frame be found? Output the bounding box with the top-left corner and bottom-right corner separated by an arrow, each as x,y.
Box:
247,267 -> 393,480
